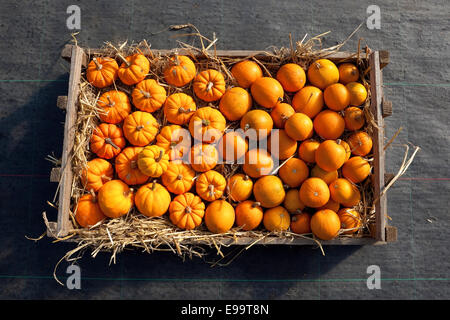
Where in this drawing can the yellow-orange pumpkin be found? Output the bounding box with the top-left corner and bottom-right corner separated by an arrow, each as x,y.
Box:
346,82 -> 368,106
276,63 -> 306,92
338,63 -> 359,85
291,86 -> 324,119
231,60 -> 263,88
131,79 -> 167,112
243,149 -> 274,178
315,140 -> 347,172
299,177 -> 330,208
98,180 -> 134,218
193,69 -> 226,102
263,206 -> 290,231
169,193 -> 205,230
347,131 -> 373,156
329,178 -> 361,207
344,106 -> 365,131
235,200 -> 263,231
307,59 -> 339,90
163,55 -> 196,87
313,110 -> 345,140
195,170 -> 227,202
204,200 -> 235,233
219,87 -> 252,121
253,175 -> 285,208
250,77 -> 284,108
278,158 -> 309,188
283,188 -> 305,214
341,156 -> 371,183
310,209 -> 341,240
135,180 -> 171,217
227,173 -> 253,202
284,113 -> 314,141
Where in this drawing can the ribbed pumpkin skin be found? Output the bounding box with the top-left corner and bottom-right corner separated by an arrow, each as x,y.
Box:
188,107 -> 226,144
75,194 -> 107,228
163,55 -> 196,87
195,170 -> 227,202
235,201 -> 263,231
97,90 -> 131,124
132,79 -> 167,112
115,147 -> 149,185
90,123 -> 126,159
204,200 -> 235,233
98,180 -> 134,218
137,145 -> 170,178
161,161 -> 196,195
118,54 -> 150,85
155,125 -> 191,161
310,209 -> 341,240
135,181 -> 171,217
86,57 -> 118,88
253,175 -> 285,208
122,111 -> 159,147
81,158 -> 114,192
344,106 -> 365,131
190,143 -> 219,173
169,193 -> 205,230
193,69 -> 226,102
163,93 -> 197,125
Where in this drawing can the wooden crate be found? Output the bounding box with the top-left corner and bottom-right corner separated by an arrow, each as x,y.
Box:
47,44 -> 397,246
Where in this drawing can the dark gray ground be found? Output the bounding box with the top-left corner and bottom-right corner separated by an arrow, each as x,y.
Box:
0,0 -> 449,299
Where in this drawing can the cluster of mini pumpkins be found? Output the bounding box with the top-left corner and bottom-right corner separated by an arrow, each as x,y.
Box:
74,50 -> 373,241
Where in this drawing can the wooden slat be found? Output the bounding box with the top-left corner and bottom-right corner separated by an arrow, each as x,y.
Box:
379,50 -> 390,69
57,95 -> 68,110
50,167 -> 61,182
369,51 -> 387,242
56,45 -> 85,237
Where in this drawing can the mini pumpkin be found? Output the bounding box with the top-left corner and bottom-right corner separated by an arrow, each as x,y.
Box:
122,111 -> 159,147
344,106 -> 365,131
74,193 -> 107,228
346,82 -> 367,106
290,213 -> 312,235
131,79 -> 167,112
137,145 -> 170,178
307,58 -> 339,90
276,63 -> 306,92
341,156 -> 371,183
196,170 -> 227,202
235,200 -> 263,231
86,57 -> 118,88
298,139 -> 320,163
310,165 -> 338,185
98,180 -> 134,218
268,129 -> 297,160
315,140 -> 347,172
337,208 -> 361,234
347,131 -> 373,156
190,143 -> 219,172
329,178 -> 361,207
243,149 -> 274,178
227,173 -> 253,202
193,69 -> 226,102
270,103 -> 295,128
219,87 -> 252,121
253,175 -> 285,208
323,83 -> 351,111
250,77 -> 284,109
117,53 -> 150,85
338,63 -> 359,84
135,180 -> 171,217
204,200 -> 235,233
310,209 -> 341,240
299,177 -> 330,208
188,106 -> 226,144
163,93 -> 197,125
169,193 -> 205,230
278,158 -> 309,188
292,86 -> 324,118
81,158 -> 114,192
90,123 -> 126,159
283,188 -> 305,214
156,125 -> 191,161
263,206 -> 290,231
161,161 -> 196,195
240,109 -> 273,141
284,112 -> 314,141
231,60 -> 263,88
163,55 -> 196,87
218,131 -> 248,163
313,109 -> 345,140
97,90 -> 132,124
115,147 -> 149,185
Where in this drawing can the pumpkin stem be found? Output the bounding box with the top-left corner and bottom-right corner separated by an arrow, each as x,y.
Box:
251,201 -> 261,208
89,189 -> 97,203
151,180 -> 157,190
178,107 -> 191,113
185,206 -> 192,214
139,89 -> 151,99
243,175 -> 250,181
173,53 -> 180,66
117,52 -> 131,67
156,150 -> 164,162
104,137 -> 120,150
101,174 -> 112,181
136,125 -> 145,131
208,184 -> 215,197
202,119 -> 210,127
244,123 -> 250,131
281,114 -> 290,122
295,209 -> 303,215
92,57 -> 103,70
106,96 -> 115,107
177,174 -> 183,180
206,82 -> 214,92
130,160 -> 137,169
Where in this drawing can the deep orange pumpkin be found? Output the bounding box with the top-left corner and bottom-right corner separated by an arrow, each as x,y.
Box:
155,125 -> 191,161
270,103 -> 295,128
188,106 -> 226,144
135,180 -> 171,217
219,87 -> 252,121
315,140 -> 347,172
240,109 -> 273,141
98,180 -> 134,218
122,111 -> 159,147
299,177 -> 330,208
131,79 -> 167,112
298,139 -> 320,163
218,131 -> 248,163
338,63 -> 359,84
193,69 -> 226,102
341,156 -> 371,183
74,193 -> 107,228
347,131 -> 373,156
250,77 -> 284,108
291,86 -> 324,119
310,209 -> 341,240
283,188 -> 305,214
337,208 -> 361,234
253,175 -> 285,208
204,200 -> 235,233
284,113 -> 314,141
163,93 -> 197,125
268,129 -> 297,160
243,149 -> 274,178
263,206 -> 290,231
189,143 -> 219,172
81,158 -> 114,192
86,57 -> 118,88
329,178 -> 361,207
344,106 -> 365,131
313,109 -> 345,140
324,83 -> 351,111
231,60 -> 263,88
117,53 -> 150,85
290,213 -> 311,234
163,55 -> 196,87
235,200 -> 263,231
276,63 -> 306,92
97,90 -> 131,124
196,170 -> 227,202
169,192 -> 205,230
90,123 -> 126,159
278,158 -> 309,188
161,161 -> 196,195
115,147 -> 149,185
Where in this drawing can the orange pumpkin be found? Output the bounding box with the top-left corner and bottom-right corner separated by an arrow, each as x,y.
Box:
137,145 -> 170,178
324,83 -> 351,111
115,147 -> 149,185
344,106 -> 365,131
81,158 -> 114,192
284,113 -> 313,141
90,123 -> 126,159
243,149 -> 274,178
219,87 -> 252,121
231,60 -> 263,88
337,208 -> 361,234
291,86 -> 324,119
163,93 -> 197,125
347,131 -> 373,156
74,193 -> 107,228
310,209 -> 341,240
240,109 -> 273,141
342,156 -> 371,183
218,131 -> 248,162
329,178 -> 361,207
235,200 -> 263,231
283,188 -> 305,214
204,200 -> 235,233
156,125 -> 191,161
276,63 -> 306,92
135,180 -> 171,217
290,213 -> 311,234
315,140 -> 347,172
196,170 -> 227,202
190,143 -> 219,172
253,175 -> 285,208
169,193 -> 205,230
131,79 -> 167,112
299,177 -> 330,208
86,57 -> 118,88
278,158 -> 309,188
161,161 -> 196,194
227,174 -> 253,202
98,180 -> 134,218
268,129 -> 297,160
250,77 -> 284,108
163,55 -> 196,87
122,111 -> 159,147
318,198 -> 340,212
270,103 -> 295,128
97,90 -> 131,124
193,69 -> 226,102
310,165 -> 338,185
338,63 -> 359,85
313,110 -> 345,140
117,53 -> 150,85
346,82 -> 367,106
298,139 -> 320,163
188,106 -> 226,144
263,206 -> 290,231
307,59 -> 339,90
